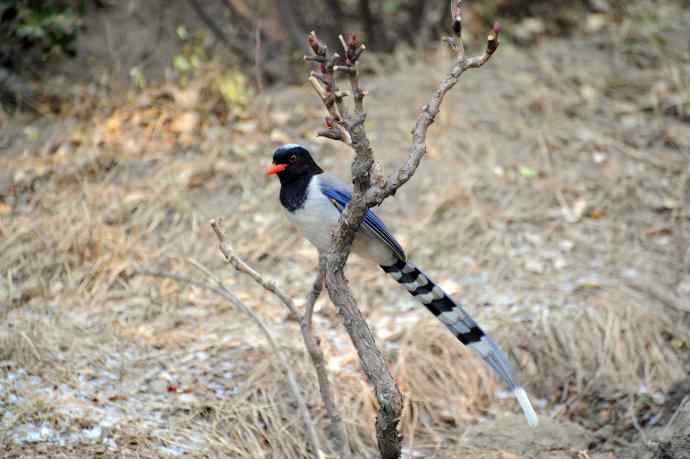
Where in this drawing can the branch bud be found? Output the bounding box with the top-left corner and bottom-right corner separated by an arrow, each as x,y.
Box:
487,21 -> 501,54
452,16 -> 462,36
307,31 -> 325,56
451,0 -> 463,36
352,44 -> 366,62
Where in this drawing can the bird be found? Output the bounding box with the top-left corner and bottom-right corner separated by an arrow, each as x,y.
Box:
267,143 -> 538,427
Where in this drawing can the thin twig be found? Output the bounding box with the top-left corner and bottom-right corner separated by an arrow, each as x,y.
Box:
211,219 -> 298,316
673,170 -> 689,287
135,267 -> 325,458
303,7 -> 503,458
210,220 -> 349,457
20,332 -> 41,361
662,396 -> 688,439
307,30 -> 403,454
254,20 -> 264,94
302,255 -> 349,457
365,20 -> 501,206
625,278 -> 690,313
187,0 -> 233,53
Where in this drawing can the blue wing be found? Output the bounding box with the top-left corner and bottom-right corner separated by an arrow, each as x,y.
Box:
319,174 -> 406,261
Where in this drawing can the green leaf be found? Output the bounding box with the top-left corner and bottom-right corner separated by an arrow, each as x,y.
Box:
173,55 -> 192,73
519,166 -> 539,178
176,25 -> 188,40
216,70 -> 254,109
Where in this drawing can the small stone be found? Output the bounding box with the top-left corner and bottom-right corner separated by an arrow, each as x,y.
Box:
524,233 -> 542,246
82,425 -> 102,441
525,258 -> 545,274
178,393 -> 199,404
592,152 -> 607,164
586,14 -> 609,33
559,240 -> 574,252
149,379 -> 169,393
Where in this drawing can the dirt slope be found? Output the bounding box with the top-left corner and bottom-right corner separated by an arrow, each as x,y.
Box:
1,3 -> 689,458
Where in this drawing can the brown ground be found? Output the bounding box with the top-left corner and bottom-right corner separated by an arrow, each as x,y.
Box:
1,2 -> 689,458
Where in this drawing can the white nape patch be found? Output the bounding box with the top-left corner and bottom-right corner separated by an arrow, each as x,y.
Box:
514,387 -> 539,427
469,336 -> 493,357
402,263 -> 417,274
390,271 -> 403,281
403,274 -> 428,291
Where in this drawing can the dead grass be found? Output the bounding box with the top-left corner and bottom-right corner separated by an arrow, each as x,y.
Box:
1,2 -> 689,457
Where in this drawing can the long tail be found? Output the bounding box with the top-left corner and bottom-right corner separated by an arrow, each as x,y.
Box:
381,259 -> 538,427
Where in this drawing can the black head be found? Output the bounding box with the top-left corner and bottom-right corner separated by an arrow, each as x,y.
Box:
267,144 -> 323,184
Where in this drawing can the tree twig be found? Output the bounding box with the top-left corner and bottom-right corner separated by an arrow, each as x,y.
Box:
254,19 -> 264,93
303,3 -> 502,457
303,254 -> 349,456
366,20 -> 501,206
135,267 -> 324,457
306,29 -> 403,459
210,220 -> 349,457
187,0 -> 232,51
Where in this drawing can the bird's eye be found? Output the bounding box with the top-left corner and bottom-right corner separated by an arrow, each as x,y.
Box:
289,155 -> 297,163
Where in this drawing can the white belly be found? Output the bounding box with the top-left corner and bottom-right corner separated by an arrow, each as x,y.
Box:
286,176 -> 341,252
285,176 -> 397,265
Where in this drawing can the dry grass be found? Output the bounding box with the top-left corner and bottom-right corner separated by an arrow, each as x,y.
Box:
1,2 -> 689,457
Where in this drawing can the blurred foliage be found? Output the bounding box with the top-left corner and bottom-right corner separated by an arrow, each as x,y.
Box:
215,70 -> 254,112
172,25 -> 206,79
0,1 -> 92,71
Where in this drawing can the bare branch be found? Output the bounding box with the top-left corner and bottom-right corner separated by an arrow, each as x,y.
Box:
136,267 -> 324,457
302,256 -> 350,457
302,6 -> 503,458
210,220 -> 349,457
304,27 -> 403,459
309,75 -> 340,121
187,0 -> 232,50
366,21 -> 502,206
254,21 -> 264,93
325,266 -> 403,458
211,220 -> 298,316
305,31 -> 367,127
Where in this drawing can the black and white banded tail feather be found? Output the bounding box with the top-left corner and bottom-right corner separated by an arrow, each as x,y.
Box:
381,259 -> 538,427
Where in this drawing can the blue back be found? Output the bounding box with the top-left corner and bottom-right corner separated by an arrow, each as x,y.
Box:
319,175 -> 406,261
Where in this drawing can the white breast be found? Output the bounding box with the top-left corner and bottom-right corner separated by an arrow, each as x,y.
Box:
286,175 -> 398,265
286,175 -> 341,252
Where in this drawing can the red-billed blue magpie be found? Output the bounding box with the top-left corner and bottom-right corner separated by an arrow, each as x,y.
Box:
268,144 -> 538,427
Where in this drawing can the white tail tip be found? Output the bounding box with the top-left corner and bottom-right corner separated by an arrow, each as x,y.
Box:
513,387 -> 538,427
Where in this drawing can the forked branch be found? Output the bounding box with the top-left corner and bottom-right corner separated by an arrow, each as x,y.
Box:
304,2 -> 502,458
210,220 -> 349,457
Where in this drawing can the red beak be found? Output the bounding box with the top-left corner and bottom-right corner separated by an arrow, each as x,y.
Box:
266,163 -> 288,176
